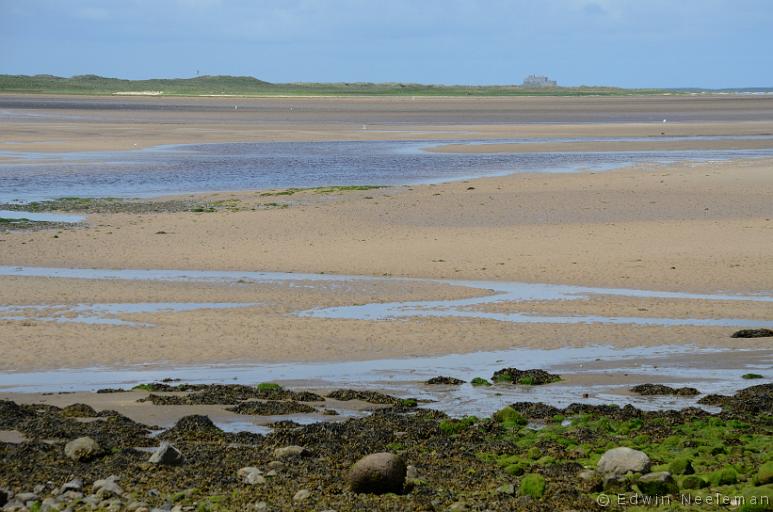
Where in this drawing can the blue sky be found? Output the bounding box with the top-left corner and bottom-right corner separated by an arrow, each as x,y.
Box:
1,0 -> 771,88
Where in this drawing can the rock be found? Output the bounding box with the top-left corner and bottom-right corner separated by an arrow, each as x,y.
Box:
15,492 -> 38,503
731,328 -> 773,338
149,441 -> 185,466
492,368 -> 560,385
448,501 -> 468,511
64,436 -> 101,461
603,476 -> 628,493
597,447 -> 651,478
668,458 -> 695,475
425,376 -> 465,385
61,403 -> 98,417
41,497 -> 61,511
238,467 -> 266,485
519,473 -> 546,498
0,489 -> 7,507
127,503 -> 149,512
630,384 -> 699,396
637,472 -> 678,496
293,489 -> 312,502
578,469 -> 602,492
267,460 -> 284,469
758,461 -> 773,485
406,465 -> 419,480
272,445 -> 310,459
254,502 -> 269,512
58,478 -> 83,494
92,476 -> 123,498
681,475 -> 708,490
496,483 -> 515,495
227,401 -> 315,415
348,452 -> 407,494
709,466 -> 738,486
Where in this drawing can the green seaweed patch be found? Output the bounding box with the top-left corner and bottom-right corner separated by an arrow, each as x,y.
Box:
519,473 -> 546,498
255,382 -> 283,392
470,377 -> 491,387
439,416 -> 479,435
492,406 -> 528,428
743,373 -> 765,380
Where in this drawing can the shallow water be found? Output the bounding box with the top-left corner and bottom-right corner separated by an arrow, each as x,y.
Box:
0,210 -> 84,223
2,137 -> 773,202
0,345 -> 768,418
1,266 -> 771,329
0,302 -> 258,327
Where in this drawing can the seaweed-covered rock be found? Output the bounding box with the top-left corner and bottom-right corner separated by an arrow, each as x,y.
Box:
237,467 -> 265,485
226,400 -> 315,415
326,389 -> 400,405
273,445 -> 311,459
64,436 -> 101,461
631,384 -> 699,396
137,383 -> 323,405
149,441 -> 184,466
348,452 -> 406,494
637,472 -> 678,496
425,376 -> 465,385
61,403 -> 99,418
597,447 -> 651,478
519,473 -> 546,498
158,415 -> 224,443
759,461 -> 773,485
669,457 -> 695,475
681,475 -> 708,490
731,328 -> 773,338
492,368 -> 560,385
0,400 -> 34,429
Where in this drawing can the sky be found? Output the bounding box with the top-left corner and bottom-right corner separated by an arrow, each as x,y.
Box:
1,0 -> 772,88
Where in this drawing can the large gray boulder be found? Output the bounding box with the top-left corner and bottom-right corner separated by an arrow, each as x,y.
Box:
237,467 -> 266,485
64,437 -> 101,461
148,441 -> 185,466
348,452 -> 406,494
597,447 -> 651,478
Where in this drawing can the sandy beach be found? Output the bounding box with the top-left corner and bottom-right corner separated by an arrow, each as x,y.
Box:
1,94 -> 772,372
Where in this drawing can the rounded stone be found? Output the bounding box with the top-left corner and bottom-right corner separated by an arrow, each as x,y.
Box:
348,452 -> 406,494
597,447 -> 651,478
64,436 -> 101,461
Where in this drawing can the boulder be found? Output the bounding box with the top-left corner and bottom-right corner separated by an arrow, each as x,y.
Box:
272,445 -> 310,459
237,467 -> 266,485
348,452 -> 407,494
64,437 -> 101,461
148,441 -> 184,466
597,447 -> 651,478
637,472 -> 679,496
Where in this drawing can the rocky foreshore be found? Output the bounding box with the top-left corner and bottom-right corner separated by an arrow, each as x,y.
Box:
0,382 -> 771,511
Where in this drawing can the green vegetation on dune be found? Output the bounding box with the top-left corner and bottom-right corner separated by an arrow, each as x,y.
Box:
0,74 -> 678,97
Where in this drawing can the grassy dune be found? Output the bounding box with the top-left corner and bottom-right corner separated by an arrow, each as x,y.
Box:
0,74 -> 672,97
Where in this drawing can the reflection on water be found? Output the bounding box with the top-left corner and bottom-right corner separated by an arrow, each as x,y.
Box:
2,138 -> 773,202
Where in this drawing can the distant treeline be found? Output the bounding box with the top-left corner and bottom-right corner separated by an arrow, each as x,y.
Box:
0,74 -> 769,97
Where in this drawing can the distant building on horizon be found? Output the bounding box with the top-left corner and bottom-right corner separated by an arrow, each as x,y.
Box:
522,75 -> 557,87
